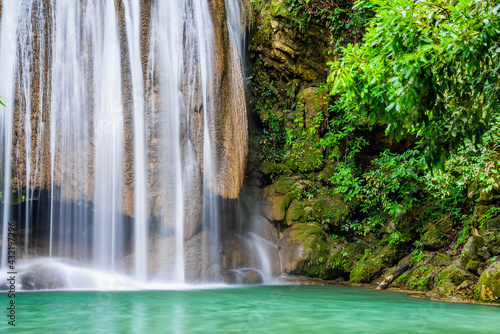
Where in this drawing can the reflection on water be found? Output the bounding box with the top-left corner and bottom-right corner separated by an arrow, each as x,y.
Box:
10,286 -> 500,333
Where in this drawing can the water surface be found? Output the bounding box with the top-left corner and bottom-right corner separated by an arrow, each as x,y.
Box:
6,285 -> 500,333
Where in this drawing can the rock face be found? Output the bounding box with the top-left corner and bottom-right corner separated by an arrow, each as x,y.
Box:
5,0 -> 248,212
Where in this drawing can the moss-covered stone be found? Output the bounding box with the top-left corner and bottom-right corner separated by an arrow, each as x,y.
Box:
285,138 -> 325,173
284,193 -> 350,227
433,262 -> 476,296
398,265 -> 439,291
260,193 -> 291,222
474,261 -> 500,303
429,253 -> 452,267
466,260 -> 485,276
482,231 -> 500,256
460,236 -> 484,267
285,200 -> 312,225
278,222 -> 334,279
349,244 -> 400,283
263,176 -> 298,196
472,205 -> 496,228
421,218 -> 453,250
260,162 -> 291,178
328,242 -> 366,273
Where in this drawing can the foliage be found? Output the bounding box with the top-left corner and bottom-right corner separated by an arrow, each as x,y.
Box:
284,0 -> 374,50
330,0 -> 500,168
362,149 -> 423,219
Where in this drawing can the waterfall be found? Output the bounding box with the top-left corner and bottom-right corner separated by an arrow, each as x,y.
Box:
0,0 -> 272,288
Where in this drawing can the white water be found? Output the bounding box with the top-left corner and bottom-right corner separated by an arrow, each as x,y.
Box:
0,0 -> 272,288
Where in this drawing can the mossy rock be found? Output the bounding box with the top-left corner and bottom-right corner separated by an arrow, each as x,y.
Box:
263,176 -> 298,196
474,261 -> 500,303
328,242 -> 366,273
285,194 -> 350,227
472,205 -> 496,228
298,87 -> 328,134
260,193 -> 292,222
421,218 -> 453,251
460,236 -> 484,267
278,222 -> 334,279
260,162 -> 291,179
466,260 -> 485,276
349,245 -> 400,283
398,265 -> 439,291
317,161 -> 337,184
285,200 -> 312,225
285,138 -> 325,173
429,253 -> 452,267
481,230 -> 500,256
434,262 -> 476,296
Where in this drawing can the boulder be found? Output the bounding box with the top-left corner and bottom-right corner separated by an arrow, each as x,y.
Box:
278,223 -> 333,279
460,236 -> 484,267
260,194 -> 290,222
474,261 -> 500,303
433,262 -> 476,295
466,260 -> 485,276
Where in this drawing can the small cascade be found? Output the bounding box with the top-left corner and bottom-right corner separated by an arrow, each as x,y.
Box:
0,0 -> 274,289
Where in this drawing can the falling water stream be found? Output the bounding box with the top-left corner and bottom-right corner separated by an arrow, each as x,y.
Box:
0,0 -> 273,288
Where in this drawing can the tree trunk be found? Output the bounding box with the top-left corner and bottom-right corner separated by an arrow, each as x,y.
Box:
376,261 -> 410,290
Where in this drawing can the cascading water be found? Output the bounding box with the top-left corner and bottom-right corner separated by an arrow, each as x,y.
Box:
0,0 -> 276,289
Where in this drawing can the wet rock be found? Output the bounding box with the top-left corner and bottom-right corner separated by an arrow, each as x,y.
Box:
260,180 -> 296,222
428,253 -> 452,267
474,260 -> 500,303
224,268 -> 265,284
398,265 -> 439,291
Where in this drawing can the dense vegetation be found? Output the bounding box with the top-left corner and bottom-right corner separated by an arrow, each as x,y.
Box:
250,0 -> 500,301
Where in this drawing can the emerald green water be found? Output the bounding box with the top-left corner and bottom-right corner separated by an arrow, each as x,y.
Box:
5,285 -> 500,333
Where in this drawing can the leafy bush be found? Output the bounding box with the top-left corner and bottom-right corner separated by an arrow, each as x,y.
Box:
330,0 -> 500,168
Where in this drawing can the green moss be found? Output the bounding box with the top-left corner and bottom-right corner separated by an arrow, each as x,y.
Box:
328,243 -> 366,272
349,245 -> 397,283
260,162 -> 291,178
286,222 -> 333,278
466,260 -> 485,275
403,266 -> 438,291
421,218 -> 453,250
433,263 -> 476,296
264,176 -> 298,196
429,253 -> 452,266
